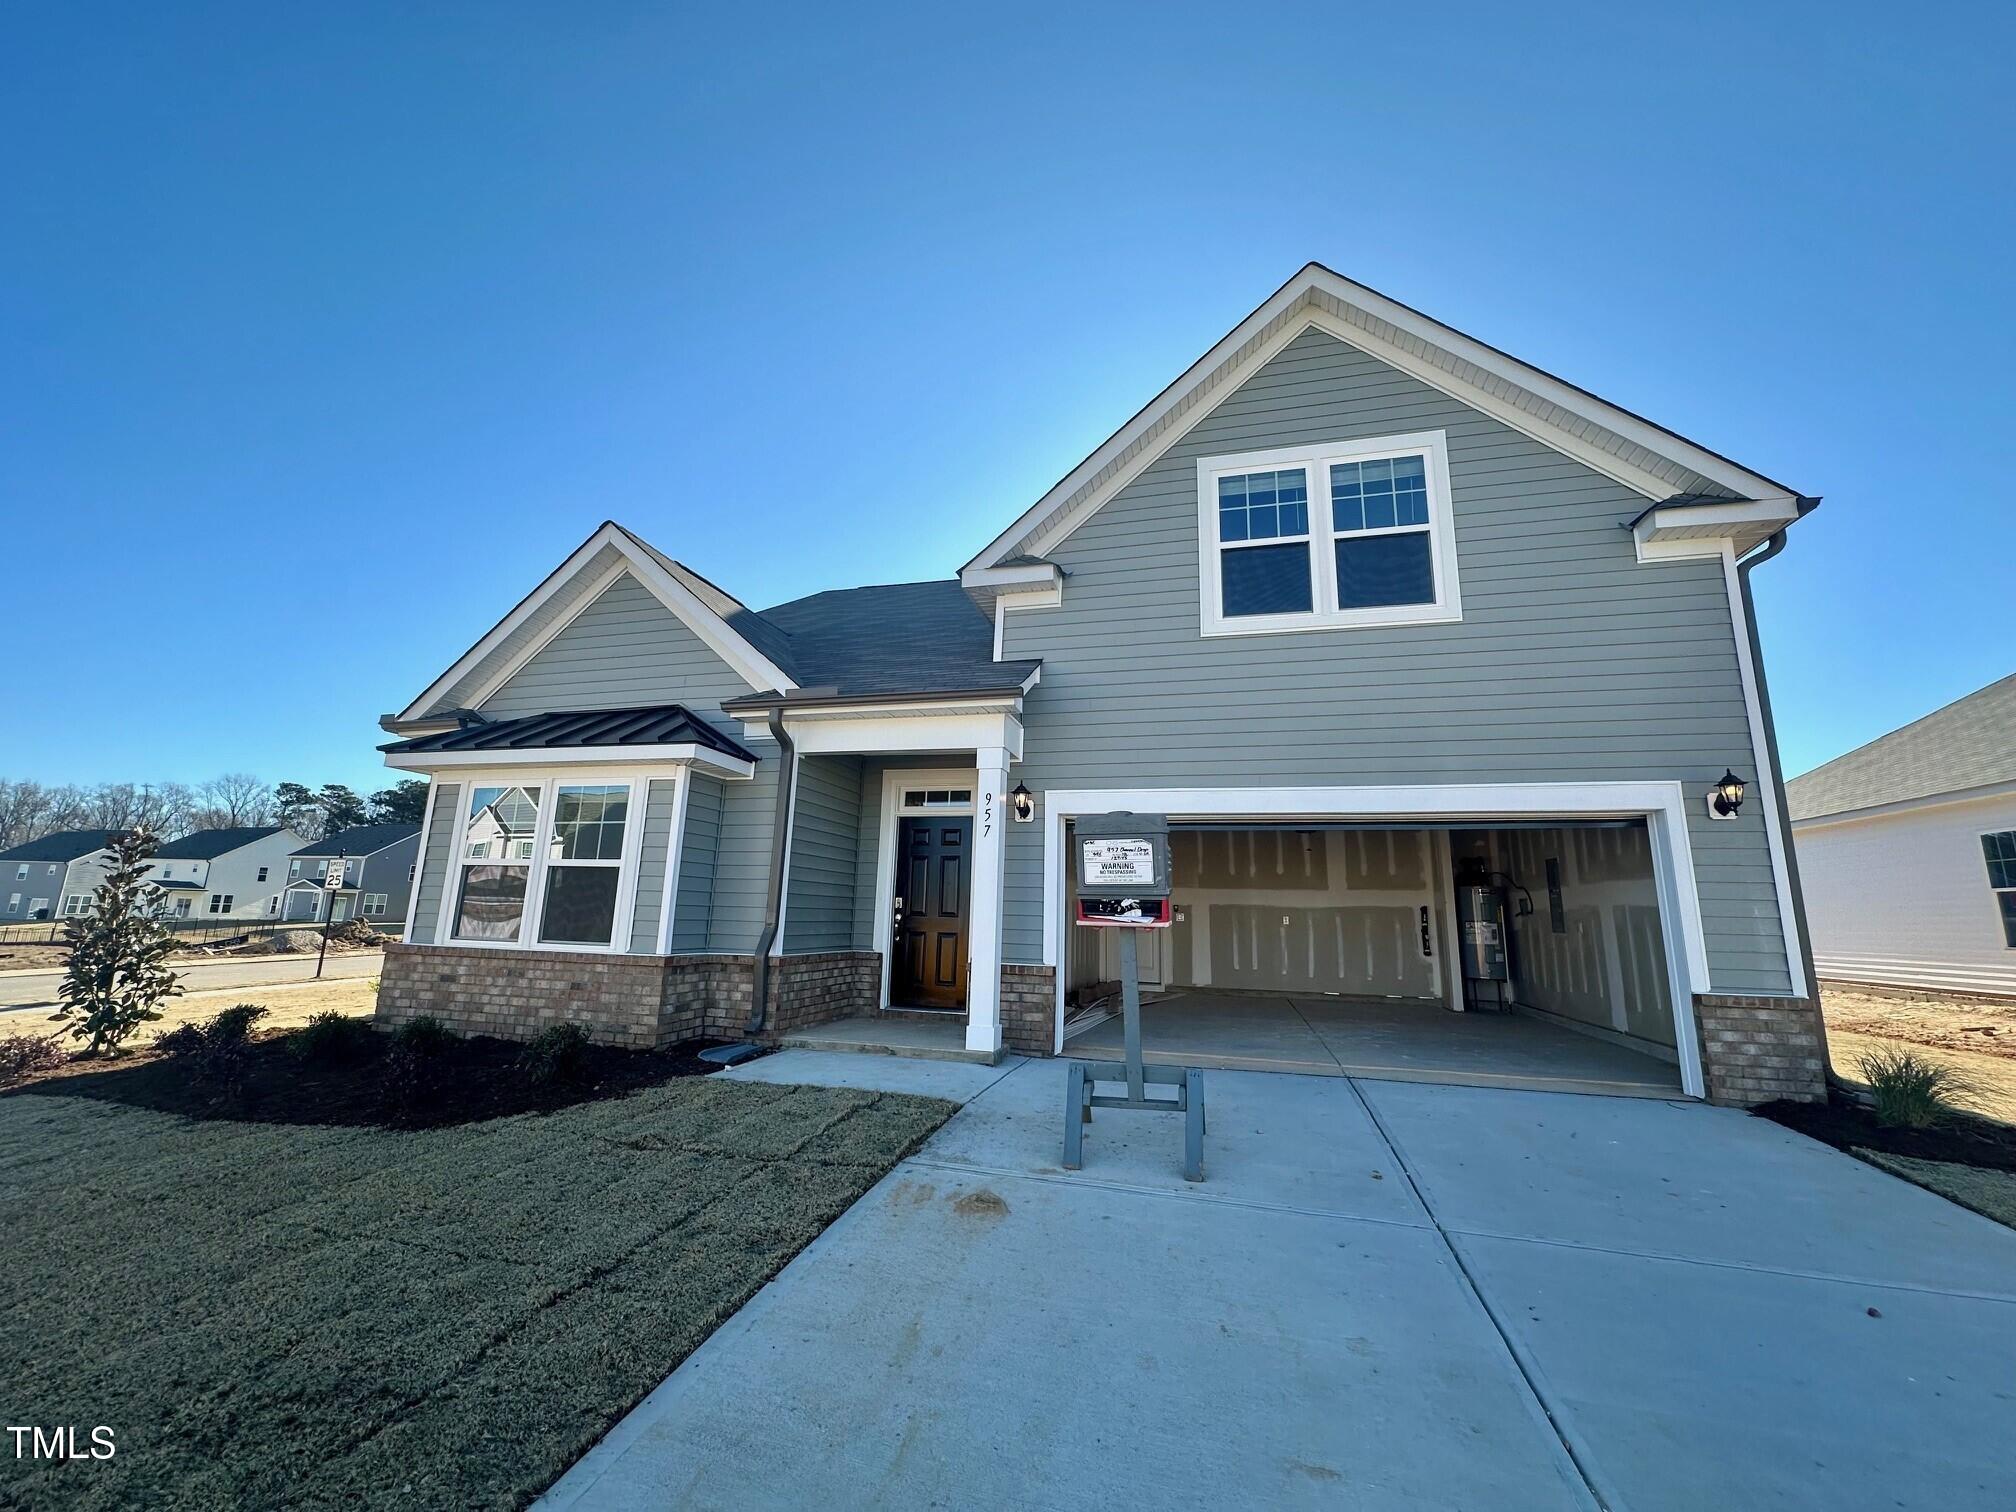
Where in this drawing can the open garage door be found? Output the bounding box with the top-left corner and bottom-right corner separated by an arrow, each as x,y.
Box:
1064,817 -> 1686,1097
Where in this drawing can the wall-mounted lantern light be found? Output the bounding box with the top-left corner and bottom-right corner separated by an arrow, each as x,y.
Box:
1010,782 -> 1036,823
1705,769 -> 1747,820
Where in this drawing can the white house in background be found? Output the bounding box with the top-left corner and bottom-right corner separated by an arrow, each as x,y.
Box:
0,830 -> 122,920
145,826 -> 308,921
1788,672 -> 2016,997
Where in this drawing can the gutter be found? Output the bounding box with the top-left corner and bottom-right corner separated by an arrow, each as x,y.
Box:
722,681 -> 1038,716
745,707 -> 799,1034
1734,513 -> 1833,1076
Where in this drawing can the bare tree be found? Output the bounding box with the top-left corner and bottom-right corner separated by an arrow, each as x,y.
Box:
195,772 -> 277,828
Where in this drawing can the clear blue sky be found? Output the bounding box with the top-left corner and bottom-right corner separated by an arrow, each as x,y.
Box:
4,3 -> 2010,797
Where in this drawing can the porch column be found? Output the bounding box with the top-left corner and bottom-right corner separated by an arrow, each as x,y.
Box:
965,745 -> 1011,1057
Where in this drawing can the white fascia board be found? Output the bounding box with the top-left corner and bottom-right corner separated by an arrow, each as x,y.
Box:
959,561 -> 1063,592
396,523 -> 797,722
1789,778 -> 2016,831
785,709 -> 1023,759
383,744 -> 756,779
964,265 -> 1801,574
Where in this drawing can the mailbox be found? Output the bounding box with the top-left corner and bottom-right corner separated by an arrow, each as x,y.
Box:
1073,812 -> 1172,928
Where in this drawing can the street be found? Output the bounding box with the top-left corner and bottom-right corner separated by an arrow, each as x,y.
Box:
0,952 -> 384,1013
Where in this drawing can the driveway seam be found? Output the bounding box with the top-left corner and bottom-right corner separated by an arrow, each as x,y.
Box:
1342,1070 -> 1614,1512
1440,1223 -> 2016,1305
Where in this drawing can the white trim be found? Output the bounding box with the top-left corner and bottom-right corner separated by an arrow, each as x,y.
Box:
1035,783 -> 1714,1098
1718,545 -> 1810,999
871,766 -> 980,1013
964,267 -> 1799,575
1195,430 -> 1463,637
656,770 -> 694,954
394,522 -> 796,723
385,743 -> 755,779
783,710 -> 1023,760
1789,778 -> 2016,831
992,584 -> 1063,661
450,559 -> 629,715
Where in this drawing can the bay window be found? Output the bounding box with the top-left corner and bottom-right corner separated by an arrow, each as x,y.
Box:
1198,430 -> 1462,635
444,772 -> 652,952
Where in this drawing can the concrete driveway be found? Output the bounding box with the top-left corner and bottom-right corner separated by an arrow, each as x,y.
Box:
541,1055 -> 2016,1511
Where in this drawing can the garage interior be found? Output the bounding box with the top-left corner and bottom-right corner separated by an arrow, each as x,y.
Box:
1063,820 -> 1684,1096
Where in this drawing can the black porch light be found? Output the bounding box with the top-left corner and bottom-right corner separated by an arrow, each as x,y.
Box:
1711,770 -> 1747,817
1010,782 -> 1036,823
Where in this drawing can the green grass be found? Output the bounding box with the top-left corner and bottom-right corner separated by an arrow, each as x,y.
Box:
0,1075 -> 954,1509
1858,1149 -> 2016,1229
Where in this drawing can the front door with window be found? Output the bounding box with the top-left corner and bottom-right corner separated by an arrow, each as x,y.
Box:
892,817 -> 970,1009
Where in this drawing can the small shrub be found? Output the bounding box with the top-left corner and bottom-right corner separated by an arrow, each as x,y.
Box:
0,1032 -> 68,1085
158,1003 -> 271,1104
1857,1047 -> 1970,1129
393,1016 -> 457,1055
292,1011 -> 379,1067
518,1023 -> 592,1088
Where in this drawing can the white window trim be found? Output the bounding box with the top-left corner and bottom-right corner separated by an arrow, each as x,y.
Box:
1983,830 -> 2016,949
1195,430 -> 1462,637
430,765 -> 676,956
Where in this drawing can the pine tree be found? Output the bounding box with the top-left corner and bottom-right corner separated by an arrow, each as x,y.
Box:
53,826 -> 182,1055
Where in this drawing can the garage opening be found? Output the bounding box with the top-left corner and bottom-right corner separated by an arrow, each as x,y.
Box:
1062,819 -> 1684,1096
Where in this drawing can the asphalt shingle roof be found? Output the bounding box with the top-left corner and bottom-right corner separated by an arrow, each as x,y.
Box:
152,827 -> 287,860
380,704 -> 758,762
0,829 -> 118,863
1786,672 -> 2016,821
754,579 -> 1039,699
292,824 -> 420,860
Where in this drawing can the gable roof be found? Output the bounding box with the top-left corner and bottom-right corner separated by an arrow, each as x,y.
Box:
292,823 -> 421,859
390,522 -> 800,725
153,826 -> 287,860
963,262 -> 1813,575
0,829 -> 119,863
1787,673 -> 2016,822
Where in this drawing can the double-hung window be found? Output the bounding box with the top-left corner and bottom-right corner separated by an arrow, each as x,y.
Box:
450,779 -> 637,949
1199,431 -> 1461,635
1984,831 -> 2016,948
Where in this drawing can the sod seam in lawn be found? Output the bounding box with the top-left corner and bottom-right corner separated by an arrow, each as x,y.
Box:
0,1076 -> 956,1511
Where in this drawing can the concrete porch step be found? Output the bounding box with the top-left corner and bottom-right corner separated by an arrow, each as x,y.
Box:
775,1014 -> 998,1064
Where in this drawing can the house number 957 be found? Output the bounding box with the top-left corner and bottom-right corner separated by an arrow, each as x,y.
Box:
982,792 -> 993,838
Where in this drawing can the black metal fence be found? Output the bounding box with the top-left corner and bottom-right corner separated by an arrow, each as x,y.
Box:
0,917 -> 401,949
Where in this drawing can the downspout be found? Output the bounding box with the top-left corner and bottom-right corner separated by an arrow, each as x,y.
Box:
745,708 -> 797,1034
1735,524 -> 1832,1074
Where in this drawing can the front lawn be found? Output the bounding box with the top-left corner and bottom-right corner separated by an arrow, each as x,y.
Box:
0,1053 -> 954,1509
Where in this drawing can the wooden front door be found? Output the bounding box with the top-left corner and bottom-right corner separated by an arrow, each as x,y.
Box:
893,817 -> 970,1009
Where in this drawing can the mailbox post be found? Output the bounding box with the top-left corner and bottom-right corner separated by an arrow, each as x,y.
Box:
1064,813 -> 1206,1181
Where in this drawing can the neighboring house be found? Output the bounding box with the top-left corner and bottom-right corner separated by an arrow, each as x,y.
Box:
279,824 -> 422,924
0,830 -> 120,920
145,827 -> 307,920
374,263 -> 1824,1105
1788,672 -> 2016,998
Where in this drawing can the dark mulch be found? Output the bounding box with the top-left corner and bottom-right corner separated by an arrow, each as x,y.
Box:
1757,1095 -> 2016,1173
4,1028 -> 739,1129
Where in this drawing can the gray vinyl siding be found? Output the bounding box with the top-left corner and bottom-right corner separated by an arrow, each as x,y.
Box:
999,326 -> 1791,994
628,778 -> 679,953
409,782 -> 463,944
847,757 -> 978,952
427,542 -> 626,713
782,754 -> 864,953
357,835 -> 421,923
670,776 -> 724,952
478,571 -> 782,953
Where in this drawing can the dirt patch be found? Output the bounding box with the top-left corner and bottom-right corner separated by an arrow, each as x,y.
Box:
1856,1150 -> 2016,1228
952,1188 -> 1010,1220
1822,982 -> 2016,1062
1828,1028 -> 2016,1125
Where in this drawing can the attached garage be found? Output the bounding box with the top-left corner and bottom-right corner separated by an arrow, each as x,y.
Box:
1049,787 -> 1703,1097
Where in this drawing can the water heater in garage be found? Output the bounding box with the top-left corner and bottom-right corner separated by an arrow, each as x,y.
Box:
1455,877 -> 1511,1012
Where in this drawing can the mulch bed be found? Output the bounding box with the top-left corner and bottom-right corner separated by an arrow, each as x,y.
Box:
5,1028 -> 738,1129
1756,1095 -> 2016,1173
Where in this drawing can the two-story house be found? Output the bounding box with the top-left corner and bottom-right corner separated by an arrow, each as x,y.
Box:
0,830 -> 120,921
146,827 -> 307,920
278,824 -> 422,924
372,264 -> 1826,1106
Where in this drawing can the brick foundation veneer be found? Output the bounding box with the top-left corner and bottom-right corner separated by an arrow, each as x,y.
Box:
1693,994 -> 1828,1105
1001,964 -> 1057,1057
378,943 -> 880,1049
